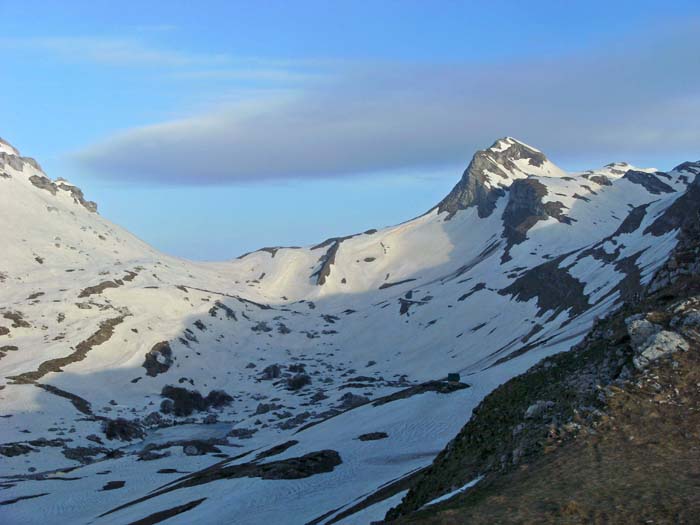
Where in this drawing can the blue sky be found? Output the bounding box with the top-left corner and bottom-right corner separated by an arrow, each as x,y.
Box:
2,1 -> 699,260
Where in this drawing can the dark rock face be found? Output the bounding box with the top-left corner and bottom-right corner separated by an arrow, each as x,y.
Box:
589,174 -> 612,186
672,161 -> 700,176
0,345 -> 19,361
254,450 -> 342,480
436,164 -> 505,219
142,341 -> 173,377
206,390 -> 234,408
160,386 -> 208,416
372,380 -> 470,407
646,171 -> 700,293
235,245 -> 302,260
499,254 -> 590,318
623,170 -> 675,194
21,157 -> 42,172
28,175 -> 58,195
10,316 -> 126,384
254,402 -> 283,415
0,443 -> 36,457
436,138 -> 547,220
102,418 -> 145,441
644,171 -> 700,238
311,239 -> 342,285
62,446 -> 109,464
208,300 -> 237,320
357,432 -> 389,441
255,440 -> 299,460
100,481 -> 125,491
622,170 -> 674,195
278,411 -> 313,430
286,373 -> 312,391
178,449 -> 343,487
159,385 -> 232,417
2,138 -> 98,211
501,179 -> 547,251
57,182 -> 98,212
309,229 -> 380,285
227,427 -> 258,439
3,311 -> 30,328
0,152 -> 24,171
78,280 -> 120,298
337,392 -> 370,409
613,203 -> 651,236
500,178 -> 573,261
379,278 -> 417,290
104,450 -> 343,517
251,321 -> 272,333
260,364 -> 282,380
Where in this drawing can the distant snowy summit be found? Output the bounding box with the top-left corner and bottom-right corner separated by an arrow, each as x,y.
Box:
436,136 -> 560,219
0,136 -> 97,213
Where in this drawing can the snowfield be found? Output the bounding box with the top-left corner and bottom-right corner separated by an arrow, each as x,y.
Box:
1,135 -> 697,524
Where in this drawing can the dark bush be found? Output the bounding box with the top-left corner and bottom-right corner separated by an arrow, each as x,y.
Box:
286,373 -> 311,391
261,364 -> 281,380
160,385 -> 233,416
161,385 -> 207,416
102,418 -> 144,441
206,389 -> 233,408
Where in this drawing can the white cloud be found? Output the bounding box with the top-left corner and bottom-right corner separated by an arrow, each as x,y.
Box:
73,22 -> 700,184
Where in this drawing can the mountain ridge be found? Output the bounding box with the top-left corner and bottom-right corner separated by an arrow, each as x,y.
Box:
1,135 -> 697,524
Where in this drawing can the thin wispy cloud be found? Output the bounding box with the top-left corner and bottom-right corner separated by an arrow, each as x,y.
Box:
170,68 -> 323,84
0,36 -> 228,67
73,21 -> 700,185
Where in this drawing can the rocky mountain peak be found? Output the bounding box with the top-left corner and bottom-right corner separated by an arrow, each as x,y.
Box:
0,136 -> 98,213
0,136 -> 20,156
486,137 -> 547,166
672,160 -> 700,177
436,137 -> 556,220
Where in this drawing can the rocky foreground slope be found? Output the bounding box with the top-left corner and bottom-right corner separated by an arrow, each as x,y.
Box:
0,135 -> 698,524
383,172 -> 700,523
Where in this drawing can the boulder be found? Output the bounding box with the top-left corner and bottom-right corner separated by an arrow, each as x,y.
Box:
633,331 -> 689,369
626,316 -> 662,349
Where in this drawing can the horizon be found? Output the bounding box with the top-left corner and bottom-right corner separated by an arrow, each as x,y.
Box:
3,0 -> 699,260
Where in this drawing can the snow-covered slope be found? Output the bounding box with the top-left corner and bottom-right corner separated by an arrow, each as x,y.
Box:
1,135 -> 697,524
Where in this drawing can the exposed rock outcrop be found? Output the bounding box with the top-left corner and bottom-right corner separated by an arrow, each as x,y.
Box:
142,341 -> 174,377
436,138 -> 548,219
501,178 -> 572,261
57,182 -> 98,213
